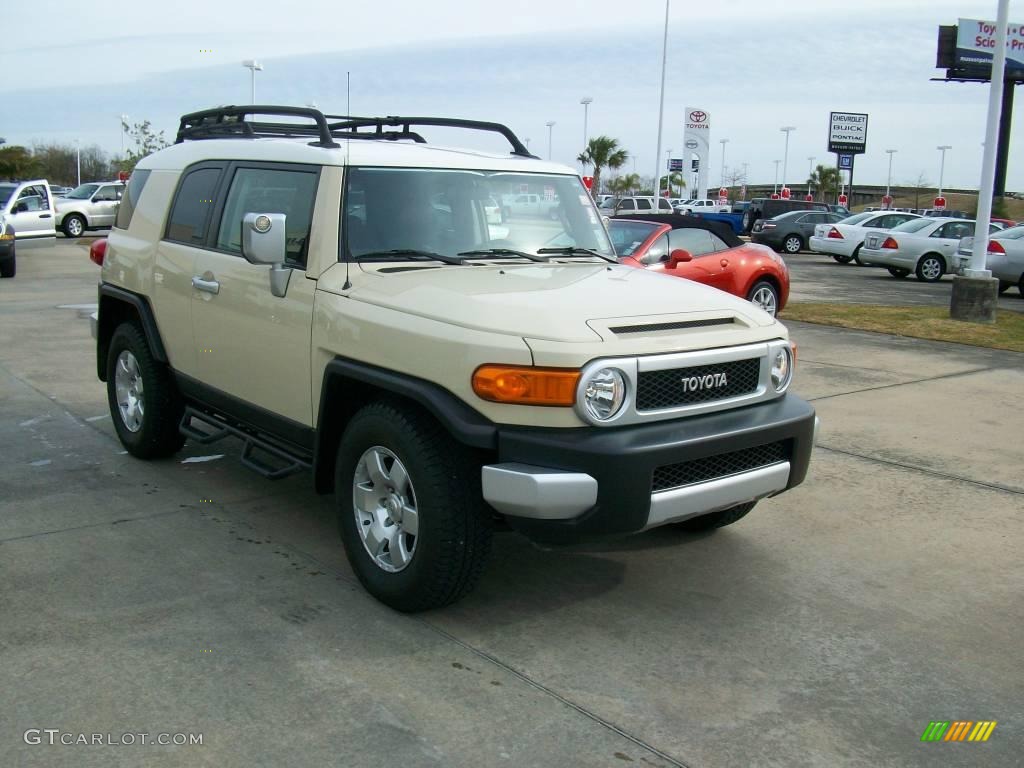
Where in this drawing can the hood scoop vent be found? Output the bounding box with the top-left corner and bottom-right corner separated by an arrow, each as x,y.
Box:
610,318 -> 736,335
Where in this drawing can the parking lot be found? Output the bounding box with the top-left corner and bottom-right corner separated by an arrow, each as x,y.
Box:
2,240 -> 1022,767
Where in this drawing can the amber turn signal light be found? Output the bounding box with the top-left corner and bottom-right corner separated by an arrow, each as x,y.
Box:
472,365 -> 580,406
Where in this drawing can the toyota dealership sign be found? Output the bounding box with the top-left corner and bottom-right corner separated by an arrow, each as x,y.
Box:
682,107 -> 711,200
827,111 -> 869,155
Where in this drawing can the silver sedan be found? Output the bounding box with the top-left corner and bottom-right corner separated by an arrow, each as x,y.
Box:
955,225 -> 1024,296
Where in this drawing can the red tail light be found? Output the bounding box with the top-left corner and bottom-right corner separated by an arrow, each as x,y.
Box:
988,240 -> 1005,254
826,227 -> 843,239
89,238 -> 107,266
881,237 -> 899,249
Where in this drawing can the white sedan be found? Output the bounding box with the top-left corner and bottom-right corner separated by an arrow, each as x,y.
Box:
859,218 -> 997,282
809,211 -> 921,264
955,225 -> 1024,296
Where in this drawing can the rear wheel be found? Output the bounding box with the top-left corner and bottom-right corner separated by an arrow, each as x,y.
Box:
335,401 -> 492,612
832,254 -> 853,264
672,502 -> 756,532
105,322 -> 185,458
997,280 -> 1011,295
887,267 -> 910,279
0,245 -> 14,278
748,280 -> 779,317
782,234 -> 804,254
851,245 -> 864,266
915,254 -> 946,282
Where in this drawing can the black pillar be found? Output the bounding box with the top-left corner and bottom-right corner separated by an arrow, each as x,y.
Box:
994,81 -> 1015,196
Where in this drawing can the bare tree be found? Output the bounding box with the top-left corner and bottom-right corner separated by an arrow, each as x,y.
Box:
908,172 -> 933,210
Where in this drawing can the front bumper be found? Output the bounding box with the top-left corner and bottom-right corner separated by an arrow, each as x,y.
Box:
482,394 -> 817,543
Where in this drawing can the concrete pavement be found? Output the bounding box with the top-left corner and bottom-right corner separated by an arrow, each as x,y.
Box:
2,242 -> 1022,767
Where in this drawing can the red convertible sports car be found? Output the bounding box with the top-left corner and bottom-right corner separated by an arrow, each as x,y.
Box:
608,214 -> 790,316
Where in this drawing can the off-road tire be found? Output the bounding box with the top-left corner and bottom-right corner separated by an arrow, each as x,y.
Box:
673,501 -> 756,532
106,322 -> 185,459
335,401 -> 492,612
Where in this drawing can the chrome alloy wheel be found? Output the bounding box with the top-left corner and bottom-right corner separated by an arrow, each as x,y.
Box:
750,285 -> 778,316
352,446 -> 419,573
66,217 -> 84,237
114,350 -> 144,432
920,257 -> 943,281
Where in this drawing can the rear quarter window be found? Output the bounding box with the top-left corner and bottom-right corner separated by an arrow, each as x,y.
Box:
114,170 -> 151,230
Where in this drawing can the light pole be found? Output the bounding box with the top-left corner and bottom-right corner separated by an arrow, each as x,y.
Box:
807,156 -> 815,195
937,145 -> 952,197
885,149 -> 897,205
580,97 -> 593,156
120,114 -> 128,157
242,59 -> 263,104
779,126 -> 795,194
545,121 -> 555,161
719,138 -> 729,188
653,0 -> 670,206
773,159 -> 780,194
741,162 -> 749,199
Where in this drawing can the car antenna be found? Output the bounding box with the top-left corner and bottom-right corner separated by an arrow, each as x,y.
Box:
342,91 -> 353,291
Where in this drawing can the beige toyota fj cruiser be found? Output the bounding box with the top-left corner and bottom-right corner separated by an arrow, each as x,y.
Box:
94,106 -> 817,611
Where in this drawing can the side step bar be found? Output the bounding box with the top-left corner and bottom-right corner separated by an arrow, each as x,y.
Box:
179,406 -> 311,480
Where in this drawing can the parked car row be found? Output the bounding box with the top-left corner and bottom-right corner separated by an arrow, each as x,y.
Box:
0,178 -> 124,242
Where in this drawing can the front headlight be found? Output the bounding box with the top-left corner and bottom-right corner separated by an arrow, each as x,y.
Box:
582,367 -> 626,421
771,346 -> 793,392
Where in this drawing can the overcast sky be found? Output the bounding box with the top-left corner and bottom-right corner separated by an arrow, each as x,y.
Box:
2,0 -> 1019,191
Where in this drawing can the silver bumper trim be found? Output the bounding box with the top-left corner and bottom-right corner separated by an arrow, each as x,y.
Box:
645,461 -> 791,529
481,463 -> 597,520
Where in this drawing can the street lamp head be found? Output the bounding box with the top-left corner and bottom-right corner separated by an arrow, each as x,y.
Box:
242,59 -> 263,71
937,145 -> 952,151
580,97 -> 593,106
780,126 -> 796,133
720,138 -> 729,145
546,120 -> 555,127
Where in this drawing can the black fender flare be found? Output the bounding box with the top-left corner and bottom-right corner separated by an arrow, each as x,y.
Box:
96,283 -> 168,380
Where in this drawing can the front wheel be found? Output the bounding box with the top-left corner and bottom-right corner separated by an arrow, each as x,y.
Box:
916,254 -> 946,282
887,267 -> 910,279
335,401 -> 493,612
748,280 -> 780,317
782,234 -> 803,254
672,501 -> 756,532
62,214 -> 86,238
106,323 -> 185,458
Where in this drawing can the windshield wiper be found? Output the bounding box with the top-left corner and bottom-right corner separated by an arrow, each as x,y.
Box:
536,246 -> 616,263
357,249 -> 464,265
457,248 -> 549,262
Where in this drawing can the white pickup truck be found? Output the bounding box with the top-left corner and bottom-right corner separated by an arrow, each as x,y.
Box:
0,179 -> 57,244
676,199 -> 730,214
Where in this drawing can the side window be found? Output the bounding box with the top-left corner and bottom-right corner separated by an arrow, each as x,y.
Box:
667,228 -> 716,256
114,170 -> 152,230
637,198 -> 653,210
658,198 -> 672,211
215,167 -> 319,264
94,185 -> 119,202
708,232 -> 731,252
165,167 -> 223,245
643,234 -> 669,264
619,199 -> 635,211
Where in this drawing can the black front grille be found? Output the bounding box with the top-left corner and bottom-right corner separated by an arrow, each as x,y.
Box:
652,442 -> 788,492
637,357 -> 760,410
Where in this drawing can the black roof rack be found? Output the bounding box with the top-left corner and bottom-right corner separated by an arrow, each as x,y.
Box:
175,105 -> 536,157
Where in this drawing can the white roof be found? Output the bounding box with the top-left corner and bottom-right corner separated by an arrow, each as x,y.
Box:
138,136 -> 577,175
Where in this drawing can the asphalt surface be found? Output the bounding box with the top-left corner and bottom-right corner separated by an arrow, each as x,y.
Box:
785,249 -> 1024,313
2,241 -> 1022,767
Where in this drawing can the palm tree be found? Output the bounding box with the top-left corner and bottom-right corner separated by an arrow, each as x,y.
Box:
577,137 -> 628,198
807,164 -> 841,202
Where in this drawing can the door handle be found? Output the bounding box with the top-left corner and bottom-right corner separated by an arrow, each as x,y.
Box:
720,259 -> 729,267
191,276 -> 220,295
40,214 -> 52,219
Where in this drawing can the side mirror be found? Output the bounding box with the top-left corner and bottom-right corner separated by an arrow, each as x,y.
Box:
241,212 -> 291,297
667,248 -> 693,268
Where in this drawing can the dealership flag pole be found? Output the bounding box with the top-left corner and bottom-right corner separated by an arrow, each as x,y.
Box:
653,0 -> 670,200
967,0 -> 1009,277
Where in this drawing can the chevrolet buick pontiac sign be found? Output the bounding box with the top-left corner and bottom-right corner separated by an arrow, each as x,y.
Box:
827,111 -> 868,155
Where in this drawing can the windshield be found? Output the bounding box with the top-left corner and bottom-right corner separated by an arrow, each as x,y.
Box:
0,184 -> 15,207
840,212 -> 874,225
890,218 -> 936,234
343,168 -> 613,261
66,184 -> 100,200
607,220 -> 659,256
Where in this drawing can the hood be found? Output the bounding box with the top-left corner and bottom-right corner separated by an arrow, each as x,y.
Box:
320,261 -> 774,343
